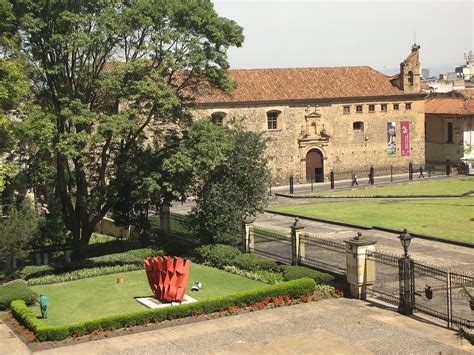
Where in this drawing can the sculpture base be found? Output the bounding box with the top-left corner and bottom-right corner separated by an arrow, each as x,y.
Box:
135,294 -> 198,309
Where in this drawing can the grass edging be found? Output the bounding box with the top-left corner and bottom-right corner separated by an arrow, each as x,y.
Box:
275,191 -> 474,199
11,278 -> 316,342
266,210 -> 474,249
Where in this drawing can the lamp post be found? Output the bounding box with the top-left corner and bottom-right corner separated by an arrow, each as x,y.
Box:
398,229 -> 415,315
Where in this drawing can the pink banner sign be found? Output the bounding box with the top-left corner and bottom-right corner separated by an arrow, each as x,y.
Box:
400,121 -> 410,156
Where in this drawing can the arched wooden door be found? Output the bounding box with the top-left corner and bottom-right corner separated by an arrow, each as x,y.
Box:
306,149 -> 324,182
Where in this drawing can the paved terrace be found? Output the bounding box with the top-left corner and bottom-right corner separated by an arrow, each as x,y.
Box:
2,298 -> 469,354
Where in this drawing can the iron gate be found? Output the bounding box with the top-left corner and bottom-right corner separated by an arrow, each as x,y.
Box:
368,253 -> 473,330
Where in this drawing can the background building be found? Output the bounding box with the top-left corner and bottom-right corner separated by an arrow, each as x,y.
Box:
194,45 -> 426,184
425,89 -> 474,163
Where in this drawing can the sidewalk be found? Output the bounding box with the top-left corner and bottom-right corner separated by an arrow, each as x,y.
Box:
32,299 -> 473,354
271,173 -> 448,195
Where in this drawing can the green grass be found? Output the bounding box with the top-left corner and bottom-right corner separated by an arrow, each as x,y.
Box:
29,264 -> 264,326
297,177 -> 474,197
269,197 -> 474,243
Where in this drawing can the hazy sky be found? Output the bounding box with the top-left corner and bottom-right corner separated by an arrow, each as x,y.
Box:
213,0 -> 473,73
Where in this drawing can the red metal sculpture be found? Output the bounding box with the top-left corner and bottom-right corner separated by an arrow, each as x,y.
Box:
144,256 -> 190,302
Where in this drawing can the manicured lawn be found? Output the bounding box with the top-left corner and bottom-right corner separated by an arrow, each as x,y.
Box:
298,177 -> 474,197
269,197 -> 474,243
29,264 -> 264,326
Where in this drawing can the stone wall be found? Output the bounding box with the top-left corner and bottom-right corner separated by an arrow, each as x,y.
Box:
194,97 -> 425,184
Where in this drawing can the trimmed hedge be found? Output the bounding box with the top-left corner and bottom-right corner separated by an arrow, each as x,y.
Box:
194,244 -> 241,268
19,247 -> 165,283
12,278 -> 315,342
0,280 -> 37,310
233,253 -> 282,273
281,265 -> 335,284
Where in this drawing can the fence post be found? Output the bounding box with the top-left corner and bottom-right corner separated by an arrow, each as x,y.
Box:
344,233 -> 377,300
64,249 -> 71,263
330,171 -> 335,189
242,217 -> 255,253
160,205 -> 171,233
390,165 -> 393,182
409,162 -> 413,180
289,175 -> 294,194
446,158 -> 451,176
290,218 -> 304,265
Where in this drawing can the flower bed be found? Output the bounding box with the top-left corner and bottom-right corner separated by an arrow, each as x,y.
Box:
11,278 -> 316,341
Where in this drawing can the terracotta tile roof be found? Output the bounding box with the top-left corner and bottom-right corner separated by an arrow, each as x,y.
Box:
197,66 -> 409,104
455,88 -> 474,98
425,97 -> 474,115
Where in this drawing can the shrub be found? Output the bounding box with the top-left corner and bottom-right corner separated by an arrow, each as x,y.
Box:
27,264 -> 144,286
19,247 -> 165,282
223,265 -> 284,284
194,244 -> 241,268
12,278 -> 315,341
21,248 -> 165,285
233,253 -> 282,273
281,265 -> 334,284
0,280 -> 37,310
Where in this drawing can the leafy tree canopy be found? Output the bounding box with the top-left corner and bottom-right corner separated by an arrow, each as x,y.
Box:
8,0 -> 243,259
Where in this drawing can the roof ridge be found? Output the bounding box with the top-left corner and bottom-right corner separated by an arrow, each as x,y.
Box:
228,65 -> 374,71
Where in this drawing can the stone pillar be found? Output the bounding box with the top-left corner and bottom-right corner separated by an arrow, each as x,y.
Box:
291,218 -> 305,265
242,217 -> 255,253
160,205 -> 171,233
344,233 -> 377,300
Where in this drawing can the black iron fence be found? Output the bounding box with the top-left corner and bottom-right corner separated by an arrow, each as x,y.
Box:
253,225 -> 292,264
300,232 -> 346,276
367,250 -> 401,306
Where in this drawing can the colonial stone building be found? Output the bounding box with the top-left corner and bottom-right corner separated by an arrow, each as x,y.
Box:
194,45 -> 426,184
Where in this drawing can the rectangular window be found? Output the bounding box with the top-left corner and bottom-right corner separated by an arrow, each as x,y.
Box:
393,103 -> 399,111
343,106 -> 350,114
267,112 -> 278,130
368,104 -> 375,112
356,105 -> 363,113
381,104 -> 387,112
447,121 -> 453,143
405,102 -> 412,110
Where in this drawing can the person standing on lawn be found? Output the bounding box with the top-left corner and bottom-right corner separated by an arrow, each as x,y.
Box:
39,294 -> 48,319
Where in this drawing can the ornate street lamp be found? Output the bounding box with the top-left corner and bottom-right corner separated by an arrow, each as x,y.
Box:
398,229 -> 413,258
398,229 -> 415,316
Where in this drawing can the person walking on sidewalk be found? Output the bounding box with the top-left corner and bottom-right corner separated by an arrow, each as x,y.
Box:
418,166 -> 425,178
351,172 -> 358,186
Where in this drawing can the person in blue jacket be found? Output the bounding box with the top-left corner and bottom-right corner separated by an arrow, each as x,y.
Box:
39,294 -> 48,319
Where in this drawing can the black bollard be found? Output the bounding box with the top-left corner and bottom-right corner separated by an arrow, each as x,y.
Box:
369,166 -> 374,185
446,159 -> 451,176
289,175 -> 294,194
390,165 -> 393,182
330,171 -> 335,189
409,162 -> 413,180
311,175 -> 314,192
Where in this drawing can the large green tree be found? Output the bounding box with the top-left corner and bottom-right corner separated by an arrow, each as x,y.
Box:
9,0 -> 243,259
191,129 -> 272,244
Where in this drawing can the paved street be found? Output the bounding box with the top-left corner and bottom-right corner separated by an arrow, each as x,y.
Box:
11,299 -> 469,354
171,196 -> 474,273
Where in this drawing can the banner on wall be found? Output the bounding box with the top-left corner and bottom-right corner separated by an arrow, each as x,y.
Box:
387,122 -> 396,156
400,121 -> 410,156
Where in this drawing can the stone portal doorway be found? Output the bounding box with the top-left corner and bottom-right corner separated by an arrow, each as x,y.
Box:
306,149 -> 324,182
